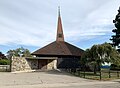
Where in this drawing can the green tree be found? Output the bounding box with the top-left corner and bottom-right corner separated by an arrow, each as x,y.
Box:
110,7 -> 120,52
7,47 -> 32,59
82,43 -> 120,74
89,45 -> 101,74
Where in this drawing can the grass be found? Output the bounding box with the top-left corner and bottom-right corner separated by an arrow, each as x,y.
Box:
70,70 -> 120,81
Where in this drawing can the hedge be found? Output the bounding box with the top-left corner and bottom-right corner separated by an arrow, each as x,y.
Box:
0,59 -> 10,65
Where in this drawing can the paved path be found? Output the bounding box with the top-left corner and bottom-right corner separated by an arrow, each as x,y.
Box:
0,70 -> 120,88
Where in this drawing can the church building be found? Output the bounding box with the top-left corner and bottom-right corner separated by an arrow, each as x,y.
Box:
31,7 -> 84,70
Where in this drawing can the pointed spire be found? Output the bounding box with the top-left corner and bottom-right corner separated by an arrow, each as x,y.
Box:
58,6 -> 60,17
56,6 -> 64,42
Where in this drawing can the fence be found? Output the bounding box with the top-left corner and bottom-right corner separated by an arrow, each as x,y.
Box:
0,65 -> 10,72
66,68 -> 120,80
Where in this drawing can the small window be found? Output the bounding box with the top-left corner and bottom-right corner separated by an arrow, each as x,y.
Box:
58,34 -> 62,38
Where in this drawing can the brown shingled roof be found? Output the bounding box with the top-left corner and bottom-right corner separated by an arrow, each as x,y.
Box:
32,41 -> 84,57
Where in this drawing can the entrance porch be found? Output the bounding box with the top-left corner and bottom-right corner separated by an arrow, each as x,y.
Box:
27,57 -> 57,70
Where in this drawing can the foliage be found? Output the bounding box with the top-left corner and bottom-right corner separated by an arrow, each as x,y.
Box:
0,59 -> 10,65
6,47 -> 32,59
110,7 -> 120,50
0,52 -> 6,59
110,64 -> 120,70
82,43 -> 120,74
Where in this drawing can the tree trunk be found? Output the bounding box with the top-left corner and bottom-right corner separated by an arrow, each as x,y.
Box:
98,62 -> 101,71
94,64 -> 97,75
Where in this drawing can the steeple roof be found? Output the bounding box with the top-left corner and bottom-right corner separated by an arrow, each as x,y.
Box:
56,6 -> 64,42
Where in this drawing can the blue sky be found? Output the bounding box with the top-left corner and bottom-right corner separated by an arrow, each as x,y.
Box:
0,0 -> 120,54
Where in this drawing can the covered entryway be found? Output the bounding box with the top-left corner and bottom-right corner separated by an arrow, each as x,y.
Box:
26,57 -> 58,70
38,59 -> 47,70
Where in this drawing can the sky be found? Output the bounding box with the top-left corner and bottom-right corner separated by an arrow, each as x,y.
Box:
0,0 -> 120,54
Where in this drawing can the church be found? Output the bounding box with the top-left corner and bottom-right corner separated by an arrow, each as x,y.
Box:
11,8 -> 84,72
31,8 -> 84,70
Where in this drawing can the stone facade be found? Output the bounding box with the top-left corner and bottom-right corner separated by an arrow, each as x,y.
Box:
11,57 -> 31,72
11,57 -> 57,72
47,59 -> 57,70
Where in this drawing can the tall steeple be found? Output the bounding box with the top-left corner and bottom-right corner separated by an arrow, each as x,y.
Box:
56,6 -> 64,42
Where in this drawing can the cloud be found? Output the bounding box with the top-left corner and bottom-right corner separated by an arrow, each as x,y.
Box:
64,0 -> 120,42
0,0 -> 120,49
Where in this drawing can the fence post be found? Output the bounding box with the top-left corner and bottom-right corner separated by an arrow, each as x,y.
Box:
70,69 -> 71,73
69,69 -> 70,73
77,69 -> 79,76
117,71 -> 119,78
68,69 -> 70,73
84,68 -> 85,78
79,70 -> 80,76
109,70 -> 111,78
100,70 -> 101,80
73,68 -> 76,75
10,56 -> 12,72
66,69 -> 68,72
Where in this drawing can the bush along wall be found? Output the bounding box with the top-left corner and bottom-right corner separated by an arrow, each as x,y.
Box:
0,59 -> 10,65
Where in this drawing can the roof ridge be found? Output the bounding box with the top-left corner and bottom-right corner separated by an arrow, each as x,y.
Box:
60,42 -> 72,55
64,42 -> 73,55
64,42 -> 84,55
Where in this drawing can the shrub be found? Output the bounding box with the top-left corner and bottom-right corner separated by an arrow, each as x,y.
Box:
0,59 -> 10,65
110,64 -> 120,70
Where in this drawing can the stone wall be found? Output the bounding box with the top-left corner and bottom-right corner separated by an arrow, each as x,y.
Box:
53,59 -> 57,69
11,57 -> 31,72
47,59 -> 54,70
11,56 -> 58,72
47,58 -> 57,70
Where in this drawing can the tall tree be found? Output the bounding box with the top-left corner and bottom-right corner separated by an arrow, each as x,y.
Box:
110,7 -> 120,52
